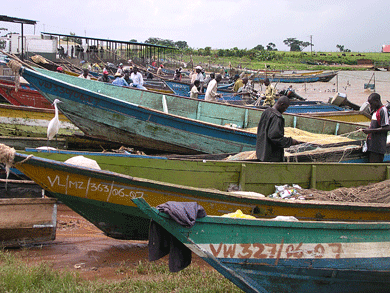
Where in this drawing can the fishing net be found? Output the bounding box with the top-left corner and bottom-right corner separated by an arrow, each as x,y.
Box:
237,127 -> 364,162
292,179 -> 390,204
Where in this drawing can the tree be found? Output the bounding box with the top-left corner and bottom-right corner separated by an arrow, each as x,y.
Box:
204,46 -> 211,56
283,38 -> 311,52
336,44 -> 350,52
266,42 -> 277,51
336,44 -> 345,52
144,37 -> 175,47
62,32 -> 81,45
175,41 -> 188,49
253,44 -> 265,51
129,39 -> 138,43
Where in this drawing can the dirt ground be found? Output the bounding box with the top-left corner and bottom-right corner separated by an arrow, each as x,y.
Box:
6,204 -> 211,282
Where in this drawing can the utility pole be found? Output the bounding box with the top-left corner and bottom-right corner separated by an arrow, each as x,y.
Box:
310,35 -> 313,55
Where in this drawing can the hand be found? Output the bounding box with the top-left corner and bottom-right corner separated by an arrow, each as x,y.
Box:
291,139 -> 300,145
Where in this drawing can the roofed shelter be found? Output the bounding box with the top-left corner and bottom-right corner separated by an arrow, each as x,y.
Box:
0,15 -> 37,61
41,32 -> 176,66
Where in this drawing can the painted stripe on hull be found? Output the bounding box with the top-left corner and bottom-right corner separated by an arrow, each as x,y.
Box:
192,241 -> 390,261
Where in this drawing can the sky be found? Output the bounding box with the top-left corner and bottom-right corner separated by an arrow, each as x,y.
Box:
2,0 -> 389,52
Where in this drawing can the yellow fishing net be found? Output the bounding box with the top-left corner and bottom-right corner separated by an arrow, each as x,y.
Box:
246,127 -> 354,144
221,209 -> 256,219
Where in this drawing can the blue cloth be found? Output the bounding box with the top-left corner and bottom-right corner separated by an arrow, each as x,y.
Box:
112,77 -> 129,87
156,201 -> 207,228
131,83 -> 146,90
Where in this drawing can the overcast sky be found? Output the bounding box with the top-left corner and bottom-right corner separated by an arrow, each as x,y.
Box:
2,0 -> 389,52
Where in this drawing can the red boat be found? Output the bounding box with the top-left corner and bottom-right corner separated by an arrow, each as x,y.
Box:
0,78 -> 53,109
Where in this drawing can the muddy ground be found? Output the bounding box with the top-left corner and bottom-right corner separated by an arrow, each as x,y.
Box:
6,204 -> 211,282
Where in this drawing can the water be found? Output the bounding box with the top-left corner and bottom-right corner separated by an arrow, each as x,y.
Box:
268,71 -> 389,106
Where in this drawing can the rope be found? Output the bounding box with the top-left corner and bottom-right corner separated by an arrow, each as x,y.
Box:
7,59 -> 23,92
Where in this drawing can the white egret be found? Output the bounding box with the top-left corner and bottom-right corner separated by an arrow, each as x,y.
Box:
47,99 -> 62,143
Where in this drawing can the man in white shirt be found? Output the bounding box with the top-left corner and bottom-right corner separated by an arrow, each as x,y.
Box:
130,67 -> 146,90
205,74 -> 222,101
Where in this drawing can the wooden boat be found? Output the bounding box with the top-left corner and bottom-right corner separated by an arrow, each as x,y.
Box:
0,77 -> 53,109
0,176 -> 57,247
0,197 -> 57,247
134,197 -> 390,293
164,80 -> 366,118
164,79 -> 235,98
10,149 -> 390,241
300,110 -> 371,125
21,147 -> 390,189
254,70 -> 338,83
0,103 -> 124,150
17,65 -> 366,154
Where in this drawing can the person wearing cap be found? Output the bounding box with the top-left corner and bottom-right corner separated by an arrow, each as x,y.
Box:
56,66 -> 64,73
190,66 -> 205,91
112,72 -> 129,87
97,70 -> 112,83
205,74 -> 222,102
78,68 -> 91,79
116,63 -> 124,76
130,67 -> 146,90
156,64 -> 164,76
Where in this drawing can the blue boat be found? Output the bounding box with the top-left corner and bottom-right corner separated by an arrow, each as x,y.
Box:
253,70 -> 338,83
134,197 -> 390,293
15,65 -> 366,154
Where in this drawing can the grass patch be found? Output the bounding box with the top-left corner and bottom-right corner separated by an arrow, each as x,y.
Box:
0,251 -> 242,292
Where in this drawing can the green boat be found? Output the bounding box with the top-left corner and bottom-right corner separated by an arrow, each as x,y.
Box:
134,197 -> 390,293
7,145 -> 390,242
17,65 -> 366,154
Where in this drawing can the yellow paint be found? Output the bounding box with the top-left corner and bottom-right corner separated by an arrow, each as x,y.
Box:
16,162 -> 390,222
0,107 -> 70,122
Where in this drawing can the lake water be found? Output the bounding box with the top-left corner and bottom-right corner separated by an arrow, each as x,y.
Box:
264,71 -> 389,107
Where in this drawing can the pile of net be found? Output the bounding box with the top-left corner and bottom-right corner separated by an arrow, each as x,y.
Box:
281,179 -> 390,204
245,127 -> 355,144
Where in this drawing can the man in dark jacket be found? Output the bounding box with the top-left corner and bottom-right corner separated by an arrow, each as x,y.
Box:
361,93 -> 390,162
256,96 -> 299,162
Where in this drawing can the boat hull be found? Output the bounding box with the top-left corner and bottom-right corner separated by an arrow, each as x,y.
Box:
0,198 -> 57,247
12,152 -> 390,241
134,197 -> 390,293
18,67 -> 366,154
0,78 -> 53,109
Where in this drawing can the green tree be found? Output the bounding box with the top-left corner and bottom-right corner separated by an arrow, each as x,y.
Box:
129,39 -> 138,43
175,41 -> 188,49
204,46 -> 211,56
253,44 -> 265,51
336,44 -> 350,52
62,32 -> 81,45
144,37 -> 175,47
336,44 -> 345,52
266,42 -> 277,51
283,38 -> 311,51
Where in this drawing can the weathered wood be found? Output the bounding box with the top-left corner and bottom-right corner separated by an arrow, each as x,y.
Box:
135,197 -> 390,293
12,151 -> 390,243
19,67 -> 366,154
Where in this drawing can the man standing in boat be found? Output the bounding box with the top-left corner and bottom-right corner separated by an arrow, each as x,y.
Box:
263,78 -> 276,106
205,74 -> 222,101
360,93 -> 390,163
256,96 -> 300,162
